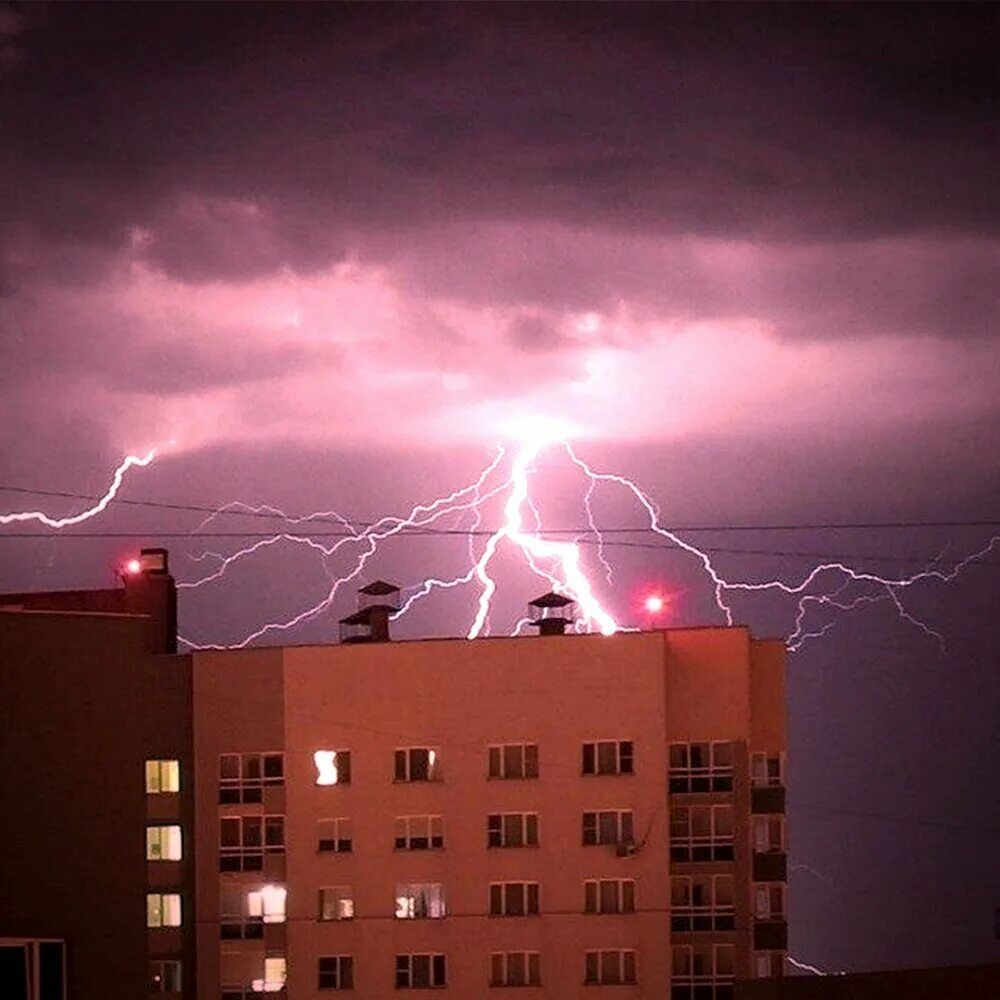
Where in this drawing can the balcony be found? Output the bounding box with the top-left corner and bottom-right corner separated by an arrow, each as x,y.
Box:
751,786 -> 786,814
752,851 -> 787,882
754,919 -> 789,951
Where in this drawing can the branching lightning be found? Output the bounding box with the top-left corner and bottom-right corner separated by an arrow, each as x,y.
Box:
0,450 -> 156,527
2,425 -> 997,657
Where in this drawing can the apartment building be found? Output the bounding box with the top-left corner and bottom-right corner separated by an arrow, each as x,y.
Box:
1,558 -> 787,999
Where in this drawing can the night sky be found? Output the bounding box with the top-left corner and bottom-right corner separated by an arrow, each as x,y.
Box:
2,2 -> 999,976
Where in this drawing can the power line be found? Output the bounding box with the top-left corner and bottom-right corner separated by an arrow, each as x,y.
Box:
1,480 -> 998,533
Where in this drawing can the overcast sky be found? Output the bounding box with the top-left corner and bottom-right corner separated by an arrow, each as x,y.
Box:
1,2 -> 999,977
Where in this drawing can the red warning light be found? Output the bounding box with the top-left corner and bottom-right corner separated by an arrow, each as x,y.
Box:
125,558 -> 142,575
644,595 -> 665,614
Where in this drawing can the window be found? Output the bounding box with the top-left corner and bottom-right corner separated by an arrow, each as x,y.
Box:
669,742 -> 733,793
490,952 -> 541,987
219,752 -> 284,804
489,882 -> 540,916
319,886 -> 355,921
314,750 -> 351,786
395,883 -> 446,919
582,810 -> 634,846
220,815 -> 285,871
219,887 -> 284,934
751,752 -> 784,788
753,815 -> 785,854
146,759 -> 180,794
487,812 -> 539,847
754,951 -> 785,979
147,893 -> 182,928
146,825 -> 183,861
753,883 -> 785,920
670,805 -> 734,862
395,953 -> 446,989
248,885 -> 287,924
394,747 -> 440,782
583,740 -> 634,776
671,944 -> 734,1000
584,879 -> 635,915
488,743 -> 539,779
395,815 -> 444,850
149,959 -> 182,992
319,955 -> 354,990
318,817 -> 352,853
671,875 -> 735,931
584,950 -> 636,985
254,956 -> 286,994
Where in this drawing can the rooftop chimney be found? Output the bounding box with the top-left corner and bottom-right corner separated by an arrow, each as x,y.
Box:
123,547 -> 178,653
527,591 -> 577,636
339,580 -> 400,644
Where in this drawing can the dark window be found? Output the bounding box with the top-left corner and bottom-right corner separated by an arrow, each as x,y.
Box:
318,955 -> 353,990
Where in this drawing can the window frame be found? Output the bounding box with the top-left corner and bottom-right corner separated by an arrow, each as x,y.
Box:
146,824 -> 183,861
314,749 -> 352,786
582,809 -> 635,846
671,943 -> 736,998
669,804 -> 735,862
146,892 -> 182,928
490,951 -> 541,987
583,949 -> 637,986
394,814 -> 444,850
148,958 -> 182,992
670,874 -> 735,932
395,882 -> 446,920
317,817 -> 353,853
395,953 -> 447,989
750,752 -> 785,788
219,815 -> 286,872
318,954 -> 354,990
219,752 -> 284,804
318,885 -> 355,922
668,741 -> 734,793
584,878 -> 636,915
487,812 -> 539,848
582,740 -> 635,776
145,759 -> 180,794
393,747 -> 440,782
488,881 -> 540,917
487,742 -> 539,779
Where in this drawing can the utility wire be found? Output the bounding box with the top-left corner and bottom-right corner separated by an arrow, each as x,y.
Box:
0,480 -> 998,533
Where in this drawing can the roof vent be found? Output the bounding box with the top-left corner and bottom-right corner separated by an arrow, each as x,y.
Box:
340,580 -> 400,644
527,591 -> 577,636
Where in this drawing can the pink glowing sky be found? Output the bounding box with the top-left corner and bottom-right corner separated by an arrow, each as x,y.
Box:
2,5 -> 1000,976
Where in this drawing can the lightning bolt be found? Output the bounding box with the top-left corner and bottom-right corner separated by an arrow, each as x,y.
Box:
2,426 -> 997,660
0,451 -> 156,527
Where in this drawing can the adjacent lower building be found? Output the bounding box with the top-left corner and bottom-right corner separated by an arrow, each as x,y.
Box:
1,556 -> 788,998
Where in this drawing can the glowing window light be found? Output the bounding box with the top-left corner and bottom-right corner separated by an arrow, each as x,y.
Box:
247,884 -> 287,924
251,956 -> 287,993
314,750 -> 341,785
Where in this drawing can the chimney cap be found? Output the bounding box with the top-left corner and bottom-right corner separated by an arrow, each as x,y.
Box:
359,579 -> 399,597
528,591 -> 575,610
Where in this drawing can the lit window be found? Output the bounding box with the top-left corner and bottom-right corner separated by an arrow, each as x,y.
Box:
490,952 -> 541,987
584,950 -> 636,985
146,825 -> 183,861
314,750 -> 351,786
319,955 -> 354,990
487,743 -> 539,779
148,959 -> 182,992
670,805 -> 734,862
489,882 -> 539,917
317,817 -> 352,853
582,740 -> 634,776
220,885 -> 263,940
669,741 -> 734,793
584,879 -> 635,915
248,885 -> 287,924
251,956 -> 286,994
487,812 -> 538,848
146,760 -> 180,794
394,747 -> 440,782
671,875 -> 735,932
319,886 -> 354,921
394,815 -> 443,850
582,809 -> 634,846
395,883 -> 446,919
147,893 -> 182,928
396,954 -> 446,989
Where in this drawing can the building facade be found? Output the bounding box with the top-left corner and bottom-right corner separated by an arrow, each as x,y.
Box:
1,561 -> 787,999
